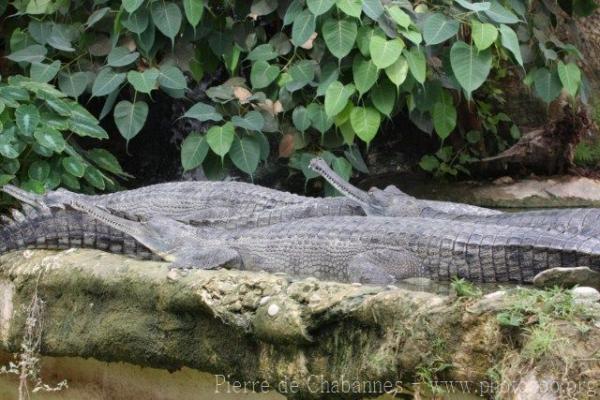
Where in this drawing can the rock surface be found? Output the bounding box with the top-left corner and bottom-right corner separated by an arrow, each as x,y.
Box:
0,249 -> 599,399
405,176 -> 600,208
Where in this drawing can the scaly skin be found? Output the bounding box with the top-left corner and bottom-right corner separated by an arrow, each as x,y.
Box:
309,157 -> 501,216
0,208 -> 157,260
66,199 -> 600,284
311,158 -> 600,236
1,181 -> 363,224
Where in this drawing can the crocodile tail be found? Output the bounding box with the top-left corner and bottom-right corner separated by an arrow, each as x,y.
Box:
0,208 -> 156,260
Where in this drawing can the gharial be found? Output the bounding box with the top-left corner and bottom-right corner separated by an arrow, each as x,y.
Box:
311,157 -> 600,237
32,195 -> 600,285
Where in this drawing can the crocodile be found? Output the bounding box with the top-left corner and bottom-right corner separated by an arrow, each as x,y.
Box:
58,197 -> 600,284
311,158 -> 600,237
2,181 -> 363,225
0,206 -> 158,260
309,158 -> 501,217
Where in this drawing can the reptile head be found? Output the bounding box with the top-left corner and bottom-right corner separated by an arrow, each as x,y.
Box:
364,186 -> 422,216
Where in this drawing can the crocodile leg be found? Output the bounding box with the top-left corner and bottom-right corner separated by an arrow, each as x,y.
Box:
170,247 -> 241,270
347,249 -> 422,284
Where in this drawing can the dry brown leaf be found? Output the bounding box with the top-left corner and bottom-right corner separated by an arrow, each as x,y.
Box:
233,86 -> 253,104
300,32 -> 318,50
257,99 -> 284,116
279,133 -> 295,158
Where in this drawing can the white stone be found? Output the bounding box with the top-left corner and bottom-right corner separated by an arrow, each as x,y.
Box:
267,304 -> 280,316
572,286 -> 600,304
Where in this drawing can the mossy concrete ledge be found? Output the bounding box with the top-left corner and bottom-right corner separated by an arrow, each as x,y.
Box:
0,249 -> 600,399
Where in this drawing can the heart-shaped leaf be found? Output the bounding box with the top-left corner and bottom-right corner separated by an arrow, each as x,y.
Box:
350,106 -> 381,144
183,102 -> 223,122
183,0 -> 204,28
352,55 -> 379,95
229,135 -> 261,175
291,10 -> 316,47
307,0 -> 335,15
322,18 -> 358,59
181,132 -> 209,171
499,24 -> 523,66
250,61 -> 280,89
150,1 -> 182,44
206,122 -> 235,157
336,0 -> 362,17
471,20 -> 498,50
404,47 -> 427,84
92,68 -> 126,97
232,111 -> 265,131
30,60 -> 60,83
423,13 -> 460,45
325,81 -> 356,117
450,41 -> 492,97
432,91 -> 457,139
557,61 -> 581,97
370,37 -> 404,69
113,100 -> 149,141
127,68 -> 159,93
15,104 -> 40,136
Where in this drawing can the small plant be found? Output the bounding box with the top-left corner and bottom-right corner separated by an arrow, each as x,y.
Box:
450,277 -> 482,298
0,75 -> 126,200
0,282 -> 67,399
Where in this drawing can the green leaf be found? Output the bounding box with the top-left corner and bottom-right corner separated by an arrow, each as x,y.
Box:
250,61 -> 280,89
419,154 -> 440,172
181,132 -> 209,171
92,68 -> 126,97
291,10 -> 316,47
362,0 -> 384,20
325,81 -> 356,117
122,8 -> 149,33
58,72 -> 89,98
127,68 -> 159,93
352,55 -> 379,96
246,44 -> 279,61
387,6 -> 411,28
183,0 -> 204,28
251,0 -> 278,16
183,102 -> 222,122
206,122 -> 235,157
432,91 -> 457,139
62,156 -> 86,178
350,107 -> 381,144
86,7 -> 110,28
499,24 -> 523,66
68,104 -> 108,139
307,0 -> 335,15
7,44 -> 47,63
484,0 -> 519,24
34,127 -> 65,152
557,62 -> 581,97
84,166 -> 106,190
30,60 -> 60,83
114,100 -> 148,142
15,104 -> 40,136
231,111 -> 265,131
0,142 -> 19,159
107,47 -> 140,67
370,37 -> 404,69
287,60 -> 317,91
385,56 -> 409,88
322,18 -> 358,59
307,103 -> 333,134
29,160 -> 50,181
423,13 -> 460,45
533,68 -> 562,103
336,0 -> 362,17
471,20 -> 498,51
47,25 -> 75,52
284,0 -> 304,25
123,0 -> 144,13
455,0 -> 491,11
230,135 -> 261,175
0,175 -> 14,186
158,65 -> 187,90
292,106 -> 311,132
150,1 -> 182,44
370,80 -> 396,116
356,26 -> 385,57
404,47 -> 427,84
450,41 -> 492,97
87,148 -> 124,175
